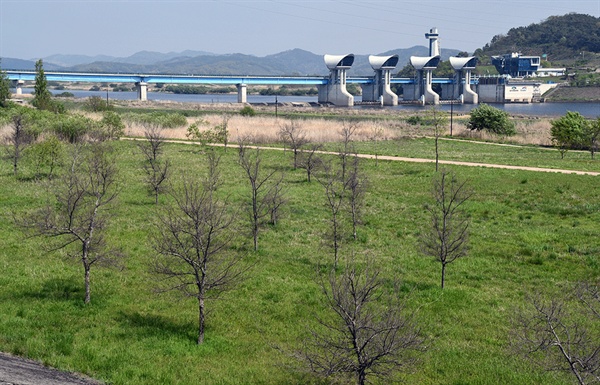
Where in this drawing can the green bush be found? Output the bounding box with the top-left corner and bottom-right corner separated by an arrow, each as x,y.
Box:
85,96 -> 113,112
239,106 -> 256,117
467,104 -> 516,136
51,114 -> 97,143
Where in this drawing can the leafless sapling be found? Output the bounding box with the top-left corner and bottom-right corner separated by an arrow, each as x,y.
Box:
429,106 -> 448,172
294,257 -> 425,385
421,170 -> 471,289
238,140 -> 285,251
345,155 -> 367,241
137,124 -> 170,204
510,282 -> 600,385
297,143 -> 323,183
367,123 -> 385,167
152,169 -> 245,345
339,121 -> 358,181
6,113 -> 35,176
278,120 -> 309,169
21,143 -> 122,304
318,161 -> 347,268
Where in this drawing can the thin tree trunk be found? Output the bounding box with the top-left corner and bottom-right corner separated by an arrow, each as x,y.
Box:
198,297 -> 205,345
441,263 -> 446,289
84,265 -> 91,304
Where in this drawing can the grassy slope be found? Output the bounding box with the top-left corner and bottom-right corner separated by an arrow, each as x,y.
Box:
0,139 -> 598,385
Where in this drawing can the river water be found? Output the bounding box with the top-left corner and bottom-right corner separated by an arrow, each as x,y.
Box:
22,88 -> 600,118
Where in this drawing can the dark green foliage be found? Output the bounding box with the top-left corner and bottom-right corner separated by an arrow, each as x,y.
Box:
550,111 -> 589,158
239,105 -> 256,117
480,13 -> 600,60
84,96 -> 113,112
0,60 -> 11,108
164,84 -> 235,94
467,104 -> 516,136
55,92 -> 75,98
31,59 -> 65,114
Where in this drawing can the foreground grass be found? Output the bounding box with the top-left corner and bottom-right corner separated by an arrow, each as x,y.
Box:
0,140 -> 598,384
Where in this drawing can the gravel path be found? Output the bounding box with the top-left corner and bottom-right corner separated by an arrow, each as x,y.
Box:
0,353 -> 102,385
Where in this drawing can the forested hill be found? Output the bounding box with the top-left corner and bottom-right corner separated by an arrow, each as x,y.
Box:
478,13 -> 600,60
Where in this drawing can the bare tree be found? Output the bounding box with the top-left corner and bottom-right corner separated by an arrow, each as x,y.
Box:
511,282 -> 600,385
6,113 -> 35,176
294,257 -> 425,385
339,121 -> 358,181
152,170 -> 245,345
429,106 -> 448,172
345,155 -> 367,241
238,141 -> 285,251
318,161 -> 346,268
367,123 -> 385,167
278,120 -> 309,168
21,143 -> 121,304
421,170 -> 471,289
297,143 -> 323,183
137,125 -> 170,204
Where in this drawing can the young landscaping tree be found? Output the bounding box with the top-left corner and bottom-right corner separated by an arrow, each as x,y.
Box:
583,117 -> 600,160
0,59 -> 11,107
294,257 -> 425,385
137,125 -> 171,204
26,135 -> 64,180
429,106 -> 448,172
510,281 -> 600,385
421,170 -> 472,289
152,170 -> 245,345
367,124 -> 385,167
22,143 -> 122,304
318,161 -> 347,268
6,113 -> 35,176
345,155 -> 367,241
339,121 -> 358,181
550,111 -> 588,159
278,120 -> 309,169
297,143 -> 323,182
238,141 -> 285,251
467,103 -> 516,137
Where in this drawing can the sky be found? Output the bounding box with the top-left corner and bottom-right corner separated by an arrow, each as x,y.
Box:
1,0 -> 599,60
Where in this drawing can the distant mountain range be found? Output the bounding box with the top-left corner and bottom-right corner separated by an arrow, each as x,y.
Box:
0,47 -> 461,76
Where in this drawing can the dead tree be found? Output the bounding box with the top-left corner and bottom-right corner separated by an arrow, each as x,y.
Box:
421,170 -> 471,289
153,172 -> 244,345
21,143 -> 121,304
510,282 -> 600,385
429,106 -> 448,172
278,120 -> 309,168
238,141 -> 285,251
294,257 -> 425,385
297,143 -> 323,183
137,125 -> 170,204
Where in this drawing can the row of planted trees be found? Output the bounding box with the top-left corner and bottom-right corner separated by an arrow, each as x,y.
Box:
1,93 -> 598,383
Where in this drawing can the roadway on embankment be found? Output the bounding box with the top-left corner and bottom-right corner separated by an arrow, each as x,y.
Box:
124,138 -> 600,176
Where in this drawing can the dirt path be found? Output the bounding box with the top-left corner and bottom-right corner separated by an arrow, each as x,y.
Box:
126,138 -> 600,176
0,353 -> 101,385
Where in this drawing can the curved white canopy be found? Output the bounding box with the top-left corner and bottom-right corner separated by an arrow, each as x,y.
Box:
324,54 -> 355,70
368,55 -> 399,70
450,56 -> 478,70
410,55 -> 440,70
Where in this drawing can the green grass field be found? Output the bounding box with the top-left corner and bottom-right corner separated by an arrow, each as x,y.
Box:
0,137 -> 598,384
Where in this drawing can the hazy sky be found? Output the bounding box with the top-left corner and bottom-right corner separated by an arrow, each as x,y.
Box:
1,0 -> 599,60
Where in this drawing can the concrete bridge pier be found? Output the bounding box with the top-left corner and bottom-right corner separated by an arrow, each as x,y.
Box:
422,70 -> 440,105
136,82 -> 148,101
318,54 -> 354,107
361,55 -> 399,106
12,80 -> 24,95
237,83 -> 247,103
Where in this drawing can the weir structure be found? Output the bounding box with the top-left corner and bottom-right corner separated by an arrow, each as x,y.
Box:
6,29 -> 481,107
317,54 -> 355,107
360,55 -> 399,106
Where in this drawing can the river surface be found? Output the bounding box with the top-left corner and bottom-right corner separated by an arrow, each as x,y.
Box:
21,88 -> 600,117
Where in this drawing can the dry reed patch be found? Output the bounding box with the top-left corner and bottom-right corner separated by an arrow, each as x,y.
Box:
452,119 -> 553,146
124,114 -> 403,143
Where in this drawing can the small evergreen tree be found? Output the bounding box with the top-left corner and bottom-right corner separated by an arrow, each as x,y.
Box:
0,59 -> 11,107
